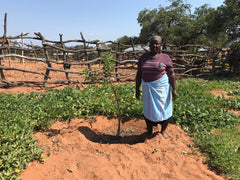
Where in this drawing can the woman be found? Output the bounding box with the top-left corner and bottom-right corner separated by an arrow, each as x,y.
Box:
135,35 -> 177,139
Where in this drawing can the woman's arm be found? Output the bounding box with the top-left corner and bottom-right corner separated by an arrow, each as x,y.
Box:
167,71 -> 177,101
135,69 -> 142,100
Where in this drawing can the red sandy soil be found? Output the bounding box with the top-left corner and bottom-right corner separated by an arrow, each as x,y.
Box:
20,117 -> 227,180
0,61 -> 231,180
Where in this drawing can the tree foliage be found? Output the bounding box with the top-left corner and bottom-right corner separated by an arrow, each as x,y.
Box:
116,0 -> 239,48
137,0 -> 220,46
215,0 -> 240,42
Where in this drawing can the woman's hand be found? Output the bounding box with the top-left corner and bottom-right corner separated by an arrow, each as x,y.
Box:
136,89 -> 141,100
135,69 -> 142,100
172,89 -> 177,101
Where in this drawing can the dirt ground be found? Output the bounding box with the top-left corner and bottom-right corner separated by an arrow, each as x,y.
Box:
0,61 -> 232,179
20,117 -> 227,180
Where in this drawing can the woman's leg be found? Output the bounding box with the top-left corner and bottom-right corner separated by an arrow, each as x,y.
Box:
160,117 -> 171,139
144,118 -> 153,135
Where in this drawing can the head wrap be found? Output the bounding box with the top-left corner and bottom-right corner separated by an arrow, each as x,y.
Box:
149,35 -> 162,43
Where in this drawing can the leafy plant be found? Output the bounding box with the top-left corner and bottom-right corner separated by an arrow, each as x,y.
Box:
82,52 -> 122,136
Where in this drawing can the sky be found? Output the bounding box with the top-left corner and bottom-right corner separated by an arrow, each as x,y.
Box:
0,0 -> 225,44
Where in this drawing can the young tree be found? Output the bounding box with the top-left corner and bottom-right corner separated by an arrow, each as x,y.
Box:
83,53 -> 122,137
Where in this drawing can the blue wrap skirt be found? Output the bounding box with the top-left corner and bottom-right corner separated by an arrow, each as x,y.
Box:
142,73 -> 172,122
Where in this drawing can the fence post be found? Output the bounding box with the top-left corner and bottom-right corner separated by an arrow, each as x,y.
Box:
80,32 -> 92,74
0,13 -> 7,81
34,32 -> 51,86
21,33 -> 25,64
30,41 -> 38,63
7,38 -> 11,67
115,42 -> 120,82
59,34 -> 70,84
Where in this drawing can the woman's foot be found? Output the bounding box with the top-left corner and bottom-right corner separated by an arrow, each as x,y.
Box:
147,126 -> 153,135
145,120 -> 153,135
161,120 -> 170,139
161,131 -> 169,139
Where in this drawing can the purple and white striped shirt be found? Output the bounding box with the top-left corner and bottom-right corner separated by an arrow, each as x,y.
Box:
137,52 -> 174,82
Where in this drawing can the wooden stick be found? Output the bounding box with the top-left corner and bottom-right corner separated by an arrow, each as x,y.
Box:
0,13 -> 7,80
35,32 -> 52,85
60,34 -> 70,83
21,33 -> 25,64
0,65 -> 47,77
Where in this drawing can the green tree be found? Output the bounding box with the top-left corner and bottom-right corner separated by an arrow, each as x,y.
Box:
204,7 -> 228,47
214,0 -> 240,43
137,0 -> 219,47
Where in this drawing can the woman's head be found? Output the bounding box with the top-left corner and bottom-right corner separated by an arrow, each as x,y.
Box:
149,35 -> 162,55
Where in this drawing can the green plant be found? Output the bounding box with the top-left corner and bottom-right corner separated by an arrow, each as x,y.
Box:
82,52 -> 122,136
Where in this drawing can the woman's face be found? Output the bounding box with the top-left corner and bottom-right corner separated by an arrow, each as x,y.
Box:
149,40 -> 161,55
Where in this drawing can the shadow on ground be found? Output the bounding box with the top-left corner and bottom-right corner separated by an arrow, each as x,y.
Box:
78,126 -> 158,145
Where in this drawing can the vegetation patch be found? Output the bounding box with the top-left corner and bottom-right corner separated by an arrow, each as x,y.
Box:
0,78 -> 240,179
173,78 -> 240,179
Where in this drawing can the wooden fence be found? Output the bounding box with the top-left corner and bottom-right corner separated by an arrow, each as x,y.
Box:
0,15 -> 231,88
0,32 -> 231,88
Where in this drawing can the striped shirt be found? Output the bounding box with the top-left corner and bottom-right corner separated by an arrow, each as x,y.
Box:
137,52 -> 174,82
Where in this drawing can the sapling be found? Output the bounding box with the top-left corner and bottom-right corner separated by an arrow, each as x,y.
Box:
82,52 -> 122,137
